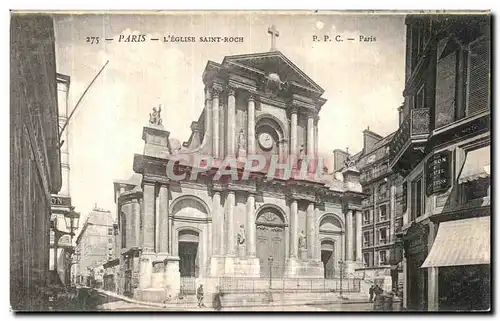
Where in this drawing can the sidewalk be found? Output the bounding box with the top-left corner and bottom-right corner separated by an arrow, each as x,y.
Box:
95,288 -> 371,311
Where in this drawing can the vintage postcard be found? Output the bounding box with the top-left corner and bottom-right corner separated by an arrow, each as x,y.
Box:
10,10 -> 491,312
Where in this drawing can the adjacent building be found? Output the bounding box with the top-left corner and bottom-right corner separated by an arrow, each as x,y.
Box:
333,129 -> 404,292
10,14 -> 63,311
75,207 -> 116,288
390,14 -> 491,311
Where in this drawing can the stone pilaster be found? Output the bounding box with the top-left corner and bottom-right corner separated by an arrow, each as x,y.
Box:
314,115 -> 319,157
306,202 -> 315,259
142,182 -> 155,252
212,89 -> 220,158
289,200 -> 298,258
225,191 -> 236,256
307,111 -> 314,157
247,95 -> 256,155
227,87 -> 236,157
345,209 -> 353,261
213,191 -> 223,255
314,207 -> 321,262
247,193 -> 256,257
355,210 -> 362,262
204,87 -> 212,146
290,107 -> 298,156
158,184 -> 169,254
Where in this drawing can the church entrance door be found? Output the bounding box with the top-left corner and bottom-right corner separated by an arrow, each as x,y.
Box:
321,240 -> 335,278
178,230 -> 199,277
255,209 -> 286,278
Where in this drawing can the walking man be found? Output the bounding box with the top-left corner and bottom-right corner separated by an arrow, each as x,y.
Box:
197,284 -> 205,308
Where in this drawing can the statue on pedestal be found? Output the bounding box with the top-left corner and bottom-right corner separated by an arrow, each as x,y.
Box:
237,225 -> 246,258
298,230 -> 307,261
237,225 -> 246,245
237,129 -> 246,151
298,230 -> 306,250
237,129 -> 247,162
149,105 -> 163,126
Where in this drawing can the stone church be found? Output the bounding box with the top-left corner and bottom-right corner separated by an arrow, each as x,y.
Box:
113,29 -> 365,301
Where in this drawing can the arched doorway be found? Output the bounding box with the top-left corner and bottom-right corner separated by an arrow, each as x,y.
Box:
255,206 -> 286,278
321,240 -> 336,279
178,230 -> 199,277
319,214 -> 344,278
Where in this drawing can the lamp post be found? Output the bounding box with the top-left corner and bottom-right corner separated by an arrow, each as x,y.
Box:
268,255 -> 274,302
338,260 -> 345,299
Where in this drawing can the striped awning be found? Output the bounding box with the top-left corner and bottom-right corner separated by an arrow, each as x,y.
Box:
421,216 -> 490,268
458,146 -> 490,183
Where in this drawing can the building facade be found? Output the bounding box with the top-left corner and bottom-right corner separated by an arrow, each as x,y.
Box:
75,207 -> 116,288
113,46 -> 367,302
49,74 -> 80,287
10,14 -> 63,311
390,14 -> 491,311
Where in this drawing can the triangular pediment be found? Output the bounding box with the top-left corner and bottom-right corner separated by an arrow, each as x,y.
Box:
222,51 -> 324,94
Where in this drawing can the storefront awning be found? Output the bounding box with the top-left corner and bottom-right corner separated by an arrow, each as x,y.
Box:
458,146 -> 490,183
421,216 -> 490,268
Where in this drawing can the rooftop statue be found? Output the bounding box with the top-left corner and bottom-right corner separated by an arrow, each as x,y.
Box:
149,104 -> 163,126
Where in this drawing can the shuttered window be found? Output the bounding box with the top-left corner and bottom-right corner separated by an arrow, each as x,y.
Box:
467,37 -> 490,115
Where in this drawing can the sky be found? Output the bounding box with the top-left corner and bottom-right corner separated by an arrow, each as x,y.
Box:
53,12 -> 406,225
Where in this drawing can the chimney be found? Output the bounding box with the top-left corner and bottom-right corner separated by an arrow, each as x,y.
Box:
363,128 -> 383,154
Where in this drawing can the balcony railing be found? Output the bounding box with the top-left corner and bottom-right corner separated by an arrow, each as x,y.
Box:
389,108 -> 430,168
360,165 -> 389,184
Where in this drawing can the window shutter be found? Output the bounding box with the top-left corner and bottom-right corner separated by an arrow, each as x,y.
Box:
467,37 -> 490,115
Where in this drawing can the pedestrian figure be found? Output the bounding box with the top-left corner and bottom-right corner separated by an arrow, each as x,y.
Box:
372,285 -> 384,311
212,286 -> 224,311
369,284 -> 375,302
197,284 -> 205,308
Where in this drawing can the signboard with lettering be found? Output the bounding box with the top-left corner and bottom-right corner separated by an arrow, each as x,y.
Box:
51,195 -> 72,207
425,151 -> 452,196
402,182 -> 407,212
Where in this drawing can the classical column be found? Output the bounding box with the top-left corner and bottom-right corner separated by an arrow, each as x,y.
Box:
142,182 -> 156,252
289,200 -> 298,258
227,87 -> 236,157
204,87 -> 212,145
307,112 -> 314,157
225,191 -> 236,256
213,191 -> 223,255
314,116 -> 319,157
246,193 -> 256,257
306,202 -> 315,259
158,184 -> 169,253
247,95 -> 256,155
345,209 -> 353,261
290,107 -> 298,156
315,207 -> 321,262
355,210 -> 362,262
212,89 -> 220,158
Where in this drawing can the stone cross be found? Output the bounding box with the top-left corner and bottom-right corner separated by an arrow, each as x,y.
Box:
268,25 -> 280,51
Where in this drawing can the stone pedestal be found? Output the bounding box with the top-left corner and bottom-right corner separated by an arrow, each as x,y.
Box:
221,256 -> 260,277
238,244 -> 246,258
138,253 -> 154,289
208,256 -> 225,277
136,255 -> 180,303
299,248 -> 307,261
237,149 -> 247,163
284,257 -> 302,277
142,125 -> 171,159
164,256 -> 181,299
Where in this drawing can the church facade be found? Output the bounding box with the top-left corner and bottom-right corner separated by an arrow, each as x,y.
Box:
113,44 -> 366,301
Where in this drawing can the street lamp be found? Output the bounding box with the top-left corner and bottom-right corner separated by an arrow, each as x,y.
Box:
338,260 -> 345,299
64,211 -> 80,238
268,255 -> 274,302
